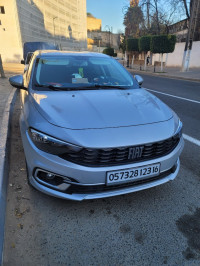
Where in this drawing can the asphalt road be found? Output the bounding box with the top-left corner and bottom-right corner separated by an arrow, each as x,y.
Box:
141,73 -> 200,178
3,75 -> 200,266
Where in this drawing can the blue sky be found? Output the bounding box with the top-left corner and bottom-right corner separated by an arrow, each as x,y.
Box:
87,0 -> 129,33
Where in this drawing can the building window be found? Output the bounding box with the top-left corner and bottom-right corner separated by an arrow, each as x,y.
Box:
0,20 -> 1,25
0,6 -> 5,14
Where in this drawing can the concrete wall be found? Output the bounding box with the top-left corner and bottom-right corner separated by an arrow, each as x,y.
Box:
87,44 -> 106,53
189,41 -> 200,67
152,41 -> 200,68
0,0 -> 87,62
0,0 -> 23,62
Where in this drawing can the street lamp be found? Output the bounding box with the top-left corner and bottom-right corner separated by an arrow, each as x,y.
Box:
105,25 -> 112,47
53,17 -> 58,45
94,36 -> 102,53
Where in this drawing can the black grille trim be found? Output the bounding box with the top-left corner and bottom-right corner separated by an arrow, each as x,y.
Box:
66,168 -> 174,195
59,135 -> 180,167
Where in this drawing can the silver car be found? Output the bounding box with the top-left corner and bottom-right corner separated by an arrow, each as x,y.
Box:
9,51 -> 184,201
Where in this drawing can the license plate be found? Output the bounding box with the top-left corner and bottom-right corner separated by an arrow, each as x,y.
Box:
106,163 -> 160,185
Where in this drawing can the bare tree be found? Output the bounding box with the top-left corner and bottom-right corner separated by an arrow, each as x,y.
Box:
124,0 -> 193,37
140,0 -> 166,34
140,0 -> 192,35
182,0 -> 190,18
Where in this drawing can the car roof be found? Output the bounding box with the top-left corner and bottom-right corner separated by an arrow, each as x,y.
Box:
34,50 -> 110,58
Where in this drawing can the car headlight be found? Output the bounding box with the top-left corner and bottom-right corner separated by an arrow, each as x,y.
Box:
29,128 -> 82,155
174,120 -> 183,139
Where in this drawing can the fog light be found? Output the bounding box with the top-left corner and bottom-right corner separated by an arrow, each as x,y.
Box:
46,173 -> 56,180
34,169 -> 76,192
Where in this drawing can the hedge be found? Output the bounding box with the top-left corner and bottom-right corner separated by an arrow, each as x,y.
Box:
103,47 -> 115,56
150,35 -> 176,54
139,36 -> 151,52
126,38 -> 139,52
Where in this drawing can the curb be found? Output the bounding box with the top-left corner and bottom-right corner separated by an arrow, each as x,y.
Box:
127,68 -> 200,83
0,87 -> 17,265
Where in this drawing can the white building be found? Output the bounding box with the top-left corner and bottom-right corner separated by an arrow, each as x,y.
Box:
0,0 -> 87,62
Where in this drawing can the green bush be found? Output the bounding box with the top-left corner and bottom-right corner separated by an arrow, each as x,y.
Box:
103,47 -> 115,56
126,38 -> 139,52
167,35 -> 176,53
150,35 -> 176,54
139,36 -> 151,52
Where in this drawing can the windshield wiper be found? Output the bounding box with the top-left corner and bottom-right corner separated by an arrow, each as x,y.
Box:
34,83 -> 71,91
34,83 -> 128,91
63,84 -> 127,90
92,84 -> 127,90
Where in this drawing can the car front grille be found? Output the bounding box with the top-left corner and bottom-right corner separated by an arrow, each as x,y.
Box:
59,135 -> 180,167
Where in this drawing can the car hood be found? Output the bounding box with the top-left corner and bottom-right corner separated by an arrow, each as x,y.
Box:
31,88 -> 173,130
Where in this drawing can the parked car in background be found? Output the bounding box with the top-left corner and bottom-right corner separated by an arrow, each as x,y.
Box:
9,51 -> 184,201
21,42 -> 59,72
22,52 -> 34,72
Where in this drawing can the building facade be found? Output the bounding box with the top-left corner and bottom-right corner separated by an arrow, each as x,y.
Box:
87,31 -> 121,50
0,0 -> 87,62
168,19 -> 189,43
87,13 -> 101,32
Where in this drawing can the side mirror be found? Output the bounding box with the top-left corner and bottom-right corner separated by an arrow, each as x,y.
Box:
134,75 -> 144,86
9,75 -> 26,89
21,60 -> 25,64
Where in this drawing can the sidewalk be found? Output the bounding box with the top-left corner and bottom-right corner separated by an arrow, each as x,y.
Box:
0,64 -> 22,264
2,63 -> 24,75
125,64 -> 200,82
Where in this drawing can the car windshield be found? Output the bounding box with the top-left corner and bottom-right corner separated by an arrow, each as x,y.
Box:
33,55 -> 138,90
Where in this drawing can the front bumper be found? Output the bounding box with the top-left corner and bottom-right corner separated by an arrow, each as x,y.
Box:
30,160 -> 180,200
20,119 -> 184,201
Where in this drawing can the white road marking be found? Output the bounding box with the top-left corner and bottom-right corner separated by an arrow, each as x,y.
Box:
183,134 -> 200,147
145,89 -> 200,147
146,88 -> 200,104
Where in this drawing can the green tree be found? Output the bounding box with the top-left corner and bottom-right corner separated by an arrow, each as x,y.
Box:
126,38 -> 139,51
150,34 -> 176,71
139,36 -> 151,70
139,36 -> 151,51
126,38 -> 139,67
123,6 -> 145,37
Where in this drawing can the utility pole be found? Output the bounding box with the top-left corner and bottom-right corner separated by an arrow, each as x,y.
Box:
105,25 -> 111,47
182,0 -> 200,72
110,27 -> 113,47
109,29 -> 111,47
